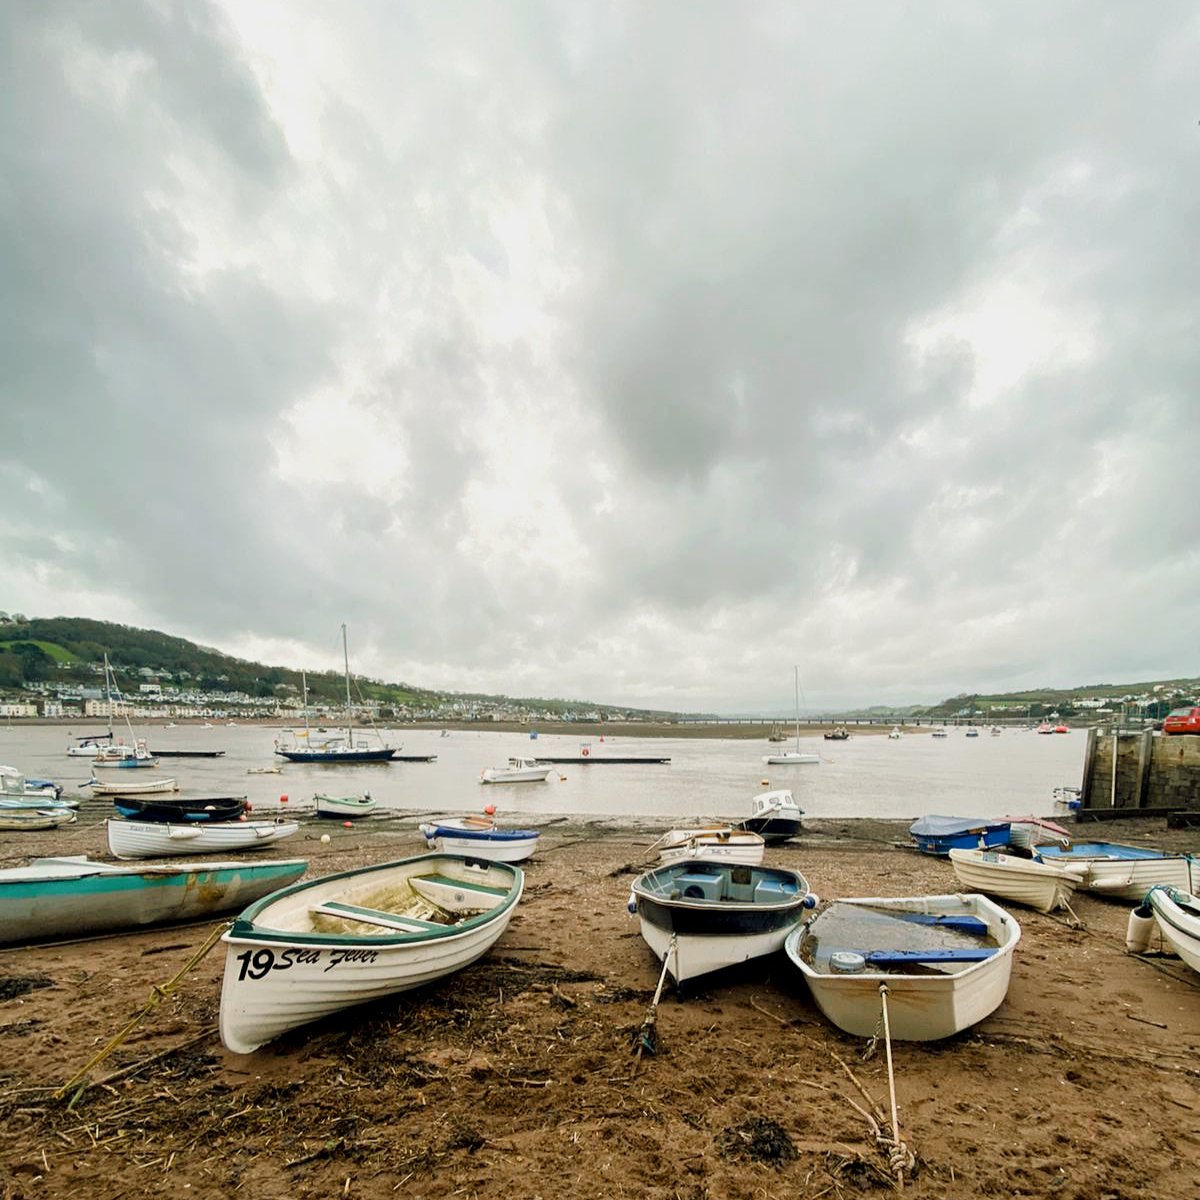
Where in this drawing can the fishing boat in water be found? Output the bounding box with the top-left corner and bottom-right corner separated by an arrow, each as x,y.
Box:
219,853 -> 524,1053
785,893 -> 1021,1040
0,856 -> 307,946
629,860 -> 817,985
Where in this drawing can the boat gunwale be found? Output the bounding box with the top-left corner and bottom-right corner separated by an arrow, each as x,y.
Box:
632,860 -> 812,914
224,853 -> 524,947
786,893 -> 1021,986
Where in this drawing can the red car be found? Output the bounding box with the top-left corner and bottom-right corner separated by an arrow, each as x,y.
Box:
1162,706 -> 1200,735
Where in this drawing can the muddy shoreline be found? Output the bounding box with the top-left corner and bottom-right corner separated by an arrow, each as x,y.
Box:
1,814 -> 1198,1199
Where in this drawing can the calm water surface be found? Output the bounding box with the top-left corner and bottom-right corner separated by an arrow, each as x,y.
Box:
0,723 -> 1085,824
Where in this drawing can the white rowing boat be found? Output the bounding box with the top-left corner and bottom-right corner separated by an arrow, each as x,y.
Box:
948,848 -> 1085,914
106,818 -> 300,859
219,853 -> 523,1053
785,893 -> 1021,1041
649,826 -> 765,867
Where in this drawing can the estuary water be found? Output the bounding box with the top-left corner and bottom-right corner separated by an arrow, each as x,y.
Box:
0,723 -> 1085,824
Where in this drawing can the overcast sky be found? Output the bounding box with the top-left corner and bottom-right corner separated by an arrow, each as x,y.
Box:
3,2 -> 1198,714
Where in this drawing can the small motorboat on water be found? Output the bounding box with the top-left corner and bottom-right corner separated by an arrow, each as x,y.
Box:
629,859 -> 817,985
823,727 -> 850,741
480,757 -> 552,784
219,853 -> 524,1053
785,893 -> 1021,1040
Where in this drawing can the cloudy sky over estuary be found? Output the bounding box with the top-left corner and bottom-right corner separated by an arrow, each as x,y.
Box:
2,1 -> 1198,713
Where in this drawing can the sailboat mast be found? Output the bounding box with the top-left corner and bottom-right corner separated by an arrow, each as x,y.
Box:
342,623 -> 353,739
793,665 -> 800,751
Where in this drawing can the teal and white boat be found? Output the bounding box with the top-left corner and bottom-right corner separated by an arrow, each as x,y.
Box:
0,856 -> 308,946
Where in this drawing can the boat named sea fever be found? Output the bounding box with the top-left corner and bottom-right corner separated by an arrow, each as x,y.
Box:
909,815 -> 1011,856
419,817 -> 540,863
786,893 -> 1021,1040
0,856 -> 307,946
219,853 -> 524,1053
629,859 -> 817,985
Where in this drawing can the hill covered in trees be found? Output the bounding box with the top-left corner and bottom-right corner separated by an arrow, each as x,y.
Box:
0,614 -> 678,719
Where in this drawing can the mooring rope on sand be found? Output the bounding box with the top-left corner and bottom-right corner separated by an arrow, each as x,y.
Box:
55,920 -> 230,1106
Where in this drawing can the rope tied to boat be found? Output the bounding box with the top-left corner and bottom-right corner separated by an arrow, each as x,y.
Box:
875,983 -> 914,1188
54,920 -> 231,1106
632,933 -> 677,1063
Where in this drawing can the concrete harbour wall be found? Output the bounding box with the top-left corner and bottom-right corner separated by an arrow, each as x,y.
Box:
1080,728 -> 1200,812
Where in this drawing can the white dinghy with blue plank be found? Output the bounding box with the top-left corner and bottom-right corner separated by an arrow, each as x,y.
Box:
629,860 -> 817,985
219,853 -> 523,1053
909,816 -> 1011,856
786,893 -> 1021,1040
0,856 -> 307,946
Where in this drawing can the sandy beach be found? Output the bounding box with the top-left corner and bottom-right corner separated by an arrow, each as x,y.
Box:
1,813 -> 1198,1200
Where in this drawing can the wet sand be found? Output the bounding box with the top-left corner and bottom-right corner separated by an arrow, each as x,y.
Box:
1,814 -> 1198,1199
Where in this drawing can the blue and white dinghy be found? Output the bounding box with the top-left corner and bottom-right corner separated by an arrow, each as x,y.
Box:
909,816 -> 1011,856
629,860 -> 817,985
1033,842 -> 1197,903
785,893 -> 1021,1040
419,817 -> 540,863
219,853 -> 524,1053
0,856 -> 307,946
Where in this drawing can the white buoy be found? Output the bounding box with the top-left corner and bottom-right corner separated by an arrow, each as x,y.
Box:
320,833 -> 331,844
1125,904 -> 1155,954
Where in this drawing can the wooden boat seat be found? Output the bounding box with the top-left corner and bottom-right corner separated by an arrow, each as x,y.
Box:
417,873 -> 510,897
309,901 -> 444,932
863,948 -> 995,966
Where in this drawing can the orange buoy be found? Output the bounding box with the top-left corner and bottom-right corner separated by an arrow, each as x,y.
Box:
343,820 -> 353,828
